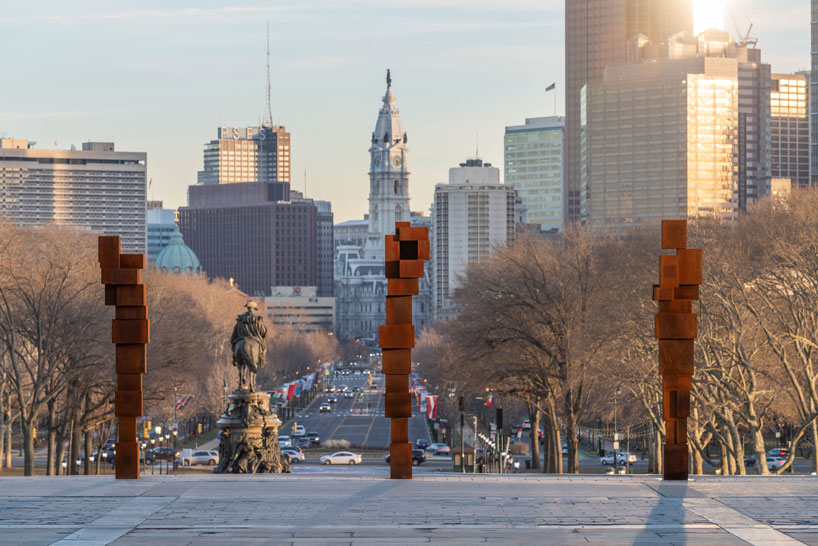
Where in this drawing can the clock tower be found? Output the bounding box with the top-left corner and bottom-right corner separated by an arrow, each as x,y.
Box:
366,69 -> 411,258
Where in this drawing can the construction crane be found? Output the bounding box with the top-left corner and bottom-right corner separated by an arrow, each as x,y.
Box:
728,7 -> 758,47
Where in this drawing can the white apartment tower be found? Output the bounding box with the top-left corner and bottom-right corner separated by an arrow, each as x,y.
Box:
432,159 -> 516,320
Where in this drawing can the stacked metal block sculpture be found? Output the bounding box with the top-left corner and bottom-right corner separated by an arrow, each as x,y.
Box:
652,220 -> 701,481
380,222 -> 429,479
99,236 -> 149,480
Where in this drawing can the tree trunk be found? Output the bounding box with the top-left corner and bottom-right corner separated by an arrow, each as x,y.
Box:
46,399 -> 56,476
751,427 -> 769,475
564,409 -> 579,474
527,401 -> 540,470
84,428 -> 93,475
728,421 -> 746,476
811,420 -> 818,474
22,419 -> 35,476
0,410 -> 5,474
70,417 -> 81,475
4,418 -> 11,468
55,426 -> 67,476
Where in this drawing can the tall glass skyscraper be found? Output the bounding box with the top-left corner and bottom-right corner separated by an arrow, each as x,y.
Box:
564,0 -> 693,223
504,117 -> 564,232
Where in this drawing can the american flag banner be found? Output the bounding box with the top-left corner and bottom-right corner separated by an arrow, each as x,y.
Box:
173,395 -> 194,410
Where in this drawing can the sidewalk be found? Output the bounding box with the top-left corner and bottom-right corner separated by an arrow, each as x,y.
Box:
0,473 -> 814,544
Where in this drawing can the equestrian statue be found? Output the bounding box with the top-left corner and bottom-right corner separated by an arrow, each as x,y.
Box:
230,300 -> 267,391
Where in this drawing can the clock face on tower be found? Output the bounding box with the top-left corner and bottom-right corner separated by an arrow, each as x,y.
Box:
393,156 -> 402,167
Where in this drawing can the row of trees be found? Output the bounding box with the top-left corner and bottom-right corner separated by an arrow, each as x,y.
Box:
417,188 -> 818,475
0,224 -> 339,475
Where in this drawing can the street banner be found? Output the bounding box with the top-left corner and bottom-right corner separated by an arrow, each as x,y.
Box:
286,382 -> 297,401
173,394 -> 194,410
426,395 -> 438,419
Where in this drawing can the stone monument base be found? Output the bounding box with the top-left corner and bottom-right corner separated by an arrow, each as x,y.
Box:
214,389 -> 290,474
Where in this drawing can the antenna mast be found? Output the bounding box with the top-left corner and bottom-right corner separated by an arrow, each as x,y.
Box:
266,21 -> 273,127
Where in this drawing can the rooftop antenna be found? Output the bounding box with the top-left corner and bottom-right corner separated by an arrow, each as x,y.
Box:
265,20 -> 273,127
475,131 -> 479,160
304,168 -> 307,197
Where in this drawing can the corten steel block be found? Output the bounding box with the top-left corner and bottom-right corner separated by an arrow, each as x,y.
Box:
659,340 -> 695,376
659,300 -> 692,314
396,226 -> 429,242
101,268 -> 141,285
665,420 -> 688,445
655,313 -> 697,339
385,393 -> 412,418
663,390 -> 691,420
116,344 -> 147,374
116,285 -> 146,306
98,236 -> 121,268
381,349 -> 412,374
104,285 -> 118,306
117,373 -> 143,392
391,418 -> 409,443
115,390 -> 144,417
652,285 -> 674,301
675,285 -> 700,301
115,441 -> 140,480
398,259 -> 425,278
118,417 -> 137,441
386,296 -> 413,325
395,221 -> 411,229
387,278 -> 419,296
661,220 -> 687,250
385,374 -> 410,393
385,235 -> 400,261
417,239 -> 430,261
379,324 -> 415,348
663,444 -> 689,481
390,443 -> 412,479
663,375 -> 692,391
678,248 -> 703,286
116,306 -> 148,320
112,319 -> 150,344
659,255 -> 680,288
119,253 -> 146,270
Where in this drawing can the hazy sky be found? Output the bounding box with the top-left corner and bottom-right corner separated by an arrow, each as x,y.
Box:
1,0 -> 810,222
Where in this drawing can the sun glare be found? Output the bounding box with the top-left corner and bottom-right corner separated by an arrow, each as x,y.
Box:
693,0 -> 726,35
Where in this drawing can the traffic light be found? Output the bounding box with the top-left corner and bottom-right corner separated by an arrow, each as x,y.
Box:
32,427 -> 37,439
458,396 -> 465,412
292,421 -> 297,431
197,423 -> 203,434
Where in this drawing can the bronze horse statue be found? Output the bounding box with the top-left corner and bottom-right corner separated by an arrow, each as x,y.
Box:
230,301 -> 267,391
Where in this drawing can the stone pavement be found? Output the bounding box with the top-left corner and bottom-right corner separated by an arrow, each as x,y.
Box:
1,474 -> 817,545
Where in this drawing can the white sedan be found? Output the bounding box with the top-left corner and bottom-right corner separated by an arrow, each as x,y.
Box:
320,451 -> 362,465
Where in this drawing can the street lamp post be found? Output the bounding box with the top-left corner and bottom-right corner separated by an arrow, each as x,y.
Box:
614,387 -> 620,472
164,433 -> 170,475
150,438 -> 155,475
172,429 -> 178,472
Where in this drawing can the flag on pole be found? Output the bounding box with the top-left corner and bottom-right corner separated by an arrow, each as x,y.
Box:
173,394 -> 194,410
546,82 -> 556,92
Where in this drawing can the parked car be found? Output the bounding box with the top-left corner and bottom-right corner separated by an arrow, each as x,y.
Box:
319,403 -> 332,413
328,396 -> 338,403
178,450 -> 219,466
292,425 -> 306,437
385,449 -> 426,466
144,447 -> 180,465
768,456 -> 787,472
306,432 -> 321,446
426,443 -> 451,455
320,451 -> 362,465
281,449 -> 305,463
416,439 -> 431,450
600,452 -> 636,465
278,436 -> 292,448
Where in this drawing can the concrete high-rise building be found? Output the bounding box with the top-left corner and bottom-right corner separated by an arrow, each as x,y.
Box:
432,159 -> 515,320
197,126 -> 290,185
179,181 -> 323,297
335,71 -> 430,344
314,200 -> 335,298
504,116 -> 564,232
147,205 -> 177,262
565,0 -> 693,223
771,73 -> 810,187
0,139 -> 147,252
264,286 -> 335,333
812,0 -> 818,184
582,30 -> 770,234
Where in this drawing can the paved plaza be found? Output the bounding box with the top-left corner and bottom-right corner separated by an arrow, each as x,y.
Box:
1,474 -> 817,545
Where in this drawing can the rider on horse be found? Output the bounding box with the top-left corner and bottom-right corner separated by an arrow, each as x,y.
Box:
230,300 -> 267,389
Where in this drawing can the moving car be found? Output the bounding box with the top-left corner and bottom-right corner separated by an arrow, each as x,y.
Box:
328,396 -> 338,403
178,450 -> 219,466
767,456 -> 787,472
326,386 -> 336,393
600,452 -> 636,465
292,425 -> 306,437
296,437 -> 312,449
339,385 -> 349,392
144,447 -> 180,465
319,403 -> 332,413
278,436 -> 292,448
426,443 -> 451,455
306,432 -> 321,446
320,451 -> 362,465
281,449 -> 305,463
385,449 -> 426,466
344,392 -> 354,399
415,439 -> 431,450
767,448 -> 791,459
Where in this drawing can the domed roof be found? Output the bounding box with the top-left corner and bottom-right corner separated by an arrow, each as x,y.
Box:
153,226 -> 203,275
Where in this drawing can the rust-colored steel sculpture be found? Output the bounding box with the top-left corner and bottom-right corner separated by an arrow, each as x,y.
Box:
99,236 -> 149,479
652,220 -> 701,481
380,222 -> 430,479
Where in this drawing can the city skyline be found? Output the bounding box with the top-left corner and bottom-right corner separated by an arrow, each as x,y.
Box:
1,0 -> 809,223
